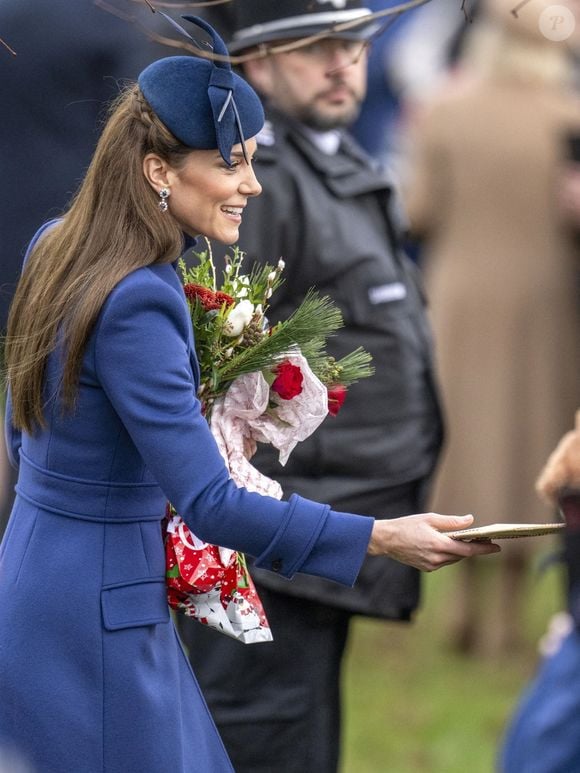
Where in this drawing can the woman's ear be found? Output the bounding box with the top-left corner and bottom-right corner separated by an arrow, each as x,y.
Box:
142,153 -> 171,193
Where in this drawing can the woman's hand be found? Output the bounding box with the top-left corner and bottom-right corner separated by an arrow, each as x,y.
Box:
368,513 -> 500,572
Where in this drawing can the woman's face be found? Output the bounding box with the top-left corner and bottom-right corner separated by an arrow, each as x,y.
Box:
163,138 -> 262,244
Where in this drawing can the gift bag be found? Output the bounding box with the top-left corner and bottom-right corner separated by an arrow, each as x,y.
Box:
164,505 -> 273,644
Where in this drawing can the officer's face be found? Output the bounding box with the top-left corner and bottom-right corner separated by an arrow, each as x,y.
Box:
246,38 -> 367,131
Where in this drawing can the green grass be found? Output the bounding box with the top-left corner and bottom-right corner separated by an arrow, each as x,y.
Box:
341,551 -> 565,773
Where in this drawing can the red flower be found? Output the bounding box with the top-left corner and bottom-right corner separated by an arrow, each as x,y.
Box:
271,361 -> 303,400
215,290 -> 236,307
184,283 -> 234,311
327,385 -> 347,416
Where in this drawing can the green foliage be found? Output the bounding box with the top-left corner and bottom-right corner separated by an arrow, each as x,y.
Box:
315,348 -> 374,389
218,291 -> 338,380
178,246 -> 373,411
180,243 -> 284,304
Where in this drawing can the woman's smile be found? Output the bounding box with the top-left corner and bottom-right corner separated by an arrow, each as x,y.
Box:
221,204 -> 245,222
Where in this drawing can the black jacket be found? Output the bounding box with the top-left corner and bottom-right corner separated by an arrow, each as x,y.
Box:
226,109 -> 444,618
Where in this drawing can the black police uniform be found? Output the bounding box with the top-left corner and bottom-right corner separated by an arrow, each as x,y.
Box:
178,107 -> 444,773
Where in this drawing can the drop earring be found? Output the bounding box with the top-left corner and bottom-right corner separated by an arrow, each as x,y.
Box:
158,187 -> 170,212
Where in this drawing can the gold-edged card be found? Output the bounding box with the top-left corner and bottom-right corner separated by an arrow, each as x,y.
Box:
445,523 -> 566,541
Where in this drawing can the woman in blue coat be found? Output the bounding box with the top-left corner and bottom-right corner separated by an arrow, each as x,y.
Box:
0,17 -> 498,773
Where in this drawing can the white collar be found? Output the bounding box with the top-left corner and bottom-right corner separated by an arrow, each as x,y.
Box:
300,126 -> 343,156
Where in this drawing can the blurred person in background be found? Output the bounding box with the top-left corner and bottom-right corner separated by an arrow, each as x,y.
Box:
0,0 -> 166,536
500,410 -> 580,772
388,0 -> 474,105
403,0 -> 580,656
178,2 -> 448,771
380,0 -> 477,175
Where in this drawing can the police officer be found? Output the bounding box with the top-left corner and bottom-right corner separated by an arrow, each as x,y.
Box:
178,3 -> 445,771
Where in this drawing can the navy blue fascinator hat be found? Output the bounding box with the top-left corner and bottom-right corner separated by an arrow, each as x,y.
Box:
138,16 -> 264,165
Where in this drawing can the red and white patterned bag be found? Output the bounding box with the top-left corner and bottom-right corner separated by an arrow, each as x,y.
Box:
164,505 -> 272,644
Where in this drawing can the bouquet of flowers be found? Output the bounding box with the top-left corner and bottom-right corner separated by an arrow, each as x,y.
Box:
164,243 -> 373,643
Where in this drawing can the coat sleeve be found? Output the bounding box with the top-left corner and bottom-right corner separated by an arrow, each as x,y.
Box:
94,269 -> 373,586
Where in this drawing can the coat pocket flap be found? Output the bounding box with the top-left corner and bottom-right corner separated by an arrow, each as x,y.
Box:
101,578 -> 169,631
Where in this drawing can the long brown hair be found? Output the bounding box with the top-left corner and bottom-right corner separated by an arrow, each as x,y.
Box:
6,84 -> 192,433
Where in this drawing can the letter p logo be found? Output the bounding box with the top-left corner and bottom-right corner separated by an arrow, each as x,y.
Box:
539,4 -> 576,40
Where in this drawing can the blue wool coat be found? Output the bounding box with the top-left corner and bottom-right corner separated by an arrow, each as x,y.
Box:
0,223 -> 373,773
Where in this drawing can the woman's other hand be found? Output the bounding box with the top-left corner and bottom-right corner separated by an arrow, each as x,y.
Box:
368,513 -> 500,571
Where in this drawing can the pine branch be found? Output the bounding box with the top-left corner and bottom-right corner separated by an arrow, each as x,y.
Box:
217,290 -> 343,381
333,348 -> 374,385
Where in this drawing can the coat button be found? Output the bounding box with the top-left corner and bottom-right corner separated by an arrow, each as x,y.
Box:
271,559 -> 283,573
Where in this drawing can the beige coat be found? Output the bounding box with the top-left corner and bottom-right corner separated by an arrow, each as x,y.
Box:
405,78 -> 580,526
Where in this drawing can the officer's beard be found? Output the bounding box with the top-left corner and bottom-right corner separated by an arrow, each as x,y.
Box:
298,102 -> 361,131
294,87 -> 363,131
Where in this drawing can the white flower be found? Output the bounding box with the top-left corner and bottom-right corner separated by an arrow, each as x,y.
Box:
223,300 -> 254,337
267,271 -> 277,283
278,259 -> 285,271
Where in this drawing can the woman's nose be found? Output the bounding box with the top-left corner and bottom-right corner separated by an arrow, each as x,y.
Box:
239,165 -> 262,197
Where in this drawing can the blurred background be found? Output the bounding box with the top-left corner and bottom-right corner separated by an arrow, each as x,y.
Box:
1,1 -> 579,770
341,558 -> 564,772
